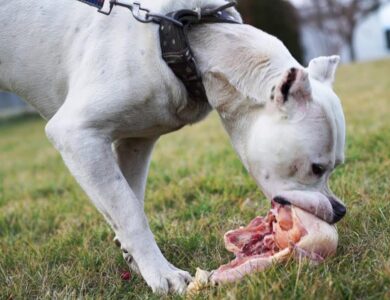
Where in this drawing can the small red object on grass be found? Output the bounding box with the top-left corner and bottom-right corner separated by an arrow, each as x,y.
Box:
120,271 -> 131,281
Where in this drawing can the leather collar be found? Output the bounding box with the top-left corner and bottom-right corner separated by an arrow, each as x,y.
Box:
159,5 -> 241,104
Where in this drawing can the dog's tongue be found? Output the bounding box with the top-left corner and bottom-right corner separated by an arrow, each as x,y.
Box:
211,205 -> 307,283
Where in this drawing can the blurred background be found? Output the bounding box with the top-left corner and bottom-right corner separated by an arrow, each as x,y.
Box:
1,0 -> 389,117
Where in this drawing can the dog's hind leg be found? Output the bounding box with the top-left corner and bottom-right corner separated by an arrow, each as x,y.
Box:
45,111 -> 192,294
112,137 -> 156,275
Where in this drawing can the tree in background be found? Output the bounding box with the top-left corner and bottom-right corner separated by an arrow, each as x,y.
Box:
301,0 -> 389,61
238,0 -> 304,63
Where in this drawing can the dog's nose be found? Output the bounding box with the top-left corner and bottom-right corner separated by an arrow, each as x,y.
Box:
273,196 -> 291,206
329,197 -> 346,224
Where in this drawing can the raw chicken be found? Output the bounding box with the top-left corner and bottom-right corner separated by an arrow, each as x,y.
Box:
187,204 -> 338,294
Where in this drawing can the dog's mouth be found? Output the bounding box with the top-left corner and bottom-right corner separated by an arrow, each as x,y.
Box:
210,203 -> 338,284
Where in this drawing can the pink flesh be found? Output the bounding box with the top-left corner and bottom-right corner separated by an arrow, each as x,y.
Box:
212,206 -> 306,283
223,212 -> 278,257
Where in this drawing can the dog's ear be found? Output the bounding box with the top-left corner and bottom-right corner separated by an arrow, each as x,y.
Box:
274,67 -> 312,113
203,71 -> 245,117
308,56 -> 340,86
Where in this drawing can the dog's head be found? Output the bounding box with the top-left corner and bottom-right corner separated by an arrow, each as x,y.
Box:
203,56 -> 345,224
192,24 -> 346,223
244,56 -> 346,224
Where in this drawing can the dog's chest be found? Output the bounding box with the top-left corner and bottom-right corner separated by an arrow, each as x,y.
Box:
111,91 -> 212,139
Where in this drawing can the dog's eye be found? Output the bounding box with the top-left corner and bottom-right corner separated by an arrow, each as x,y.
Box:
312,164 -> 326,177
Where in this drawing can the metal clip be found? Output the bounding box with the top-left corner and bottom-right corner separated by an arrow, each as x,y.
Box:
193,7 -> 201,20
98,0 -> 115,15
131,2 -> 152,23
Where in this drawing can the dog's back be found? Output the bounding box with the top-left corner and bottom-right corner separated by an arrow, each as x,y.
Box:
0,1 -> 75,113
0,0 -> 156,119
0,0 -> 234,120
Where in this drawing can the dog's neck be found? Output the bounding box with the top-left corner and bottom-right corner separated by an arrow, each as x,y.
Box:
188,24 -> 300,167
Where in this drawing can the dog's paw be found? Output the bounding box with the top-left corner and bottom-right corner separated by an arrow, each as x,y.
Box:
123,252 -> 141,275
114,236 -> 141,275
115,236 -> 193,294
142,264 -> 193,294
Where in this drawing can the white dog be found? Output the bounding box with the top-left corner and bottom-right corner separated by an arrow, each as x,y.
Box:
0,0 -> 347,294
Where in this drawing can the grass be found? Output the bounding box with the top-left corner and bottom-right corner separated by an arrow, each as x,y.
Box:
1,59 -> 389,299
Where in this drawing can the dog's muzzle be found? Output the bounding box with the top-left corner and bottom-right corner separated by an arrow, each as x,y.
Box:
273,194 -> 347,224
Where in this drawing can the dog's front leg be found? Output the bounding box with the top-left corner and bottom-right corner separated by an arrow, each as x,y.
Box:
114,138 -> 156,203
111,138 -> 156,275
45,119 -> 191,294
112,138 -> 156,275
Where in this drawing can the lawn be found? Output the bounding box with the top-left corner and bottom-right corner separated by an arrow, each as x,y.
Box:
0,59 -> 389,299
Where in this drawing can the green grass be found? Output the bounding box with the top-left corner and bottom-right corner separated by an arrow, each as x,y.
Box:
1,59 -> 389,299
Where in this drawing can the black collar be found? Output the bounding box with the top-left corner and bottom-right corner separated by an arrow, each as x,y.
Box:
78,1 -> 241,104
159,4 -> 240,104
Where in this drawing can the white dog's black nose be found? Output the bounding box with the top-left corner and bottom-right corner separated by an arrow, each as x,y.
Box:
329,197 -> 346,224
273,196 -> 291,206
